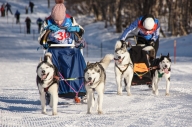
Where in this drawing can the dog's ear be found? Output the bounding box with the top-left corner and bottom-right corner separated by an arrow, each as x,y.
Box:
47,57 -> 53,65
160,53 -> 162,58
87,61 -> 90,65
167,53 -> 170,58
40,57 -> 42,62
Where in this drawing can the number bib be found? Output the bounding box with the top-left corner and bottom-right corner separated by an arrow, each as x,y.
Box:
48,29 -> 73,44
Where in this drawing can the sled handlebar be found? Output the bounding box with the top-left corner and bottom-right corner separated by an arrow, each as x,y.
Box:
126,35 -> 146,39
125,35 -> 149,45
42,27 -> 81,45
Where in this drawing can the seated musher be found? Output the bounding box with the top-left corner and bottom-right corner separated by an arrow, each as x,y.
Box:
119,14 -> 160,61
38,3 -> 86,102
38,3 -> 85,48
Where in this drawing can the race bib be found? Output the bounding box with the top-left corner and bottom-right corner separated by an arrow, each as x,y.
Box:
48,29 -> 73,44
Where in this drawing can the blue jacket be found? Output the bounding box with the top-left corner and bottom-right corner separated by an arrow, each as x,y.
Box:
15,10 -> 20,15
36,18 -> 43,25
120,16 -> 160,41
46,17 -> 77,44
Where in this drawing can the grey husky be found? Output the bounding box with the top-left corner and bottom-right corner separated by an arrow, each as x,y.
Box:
84,54 -> 114,114
114,40 -> 133,96
36,52 -> 59,115
151,53 -> 171,96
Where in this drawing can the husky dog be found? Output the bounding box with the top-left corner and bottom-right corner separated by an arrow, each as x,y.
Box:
36,52 -> 59,115
151,53 -> 171,96
84,54 -> 114,114
114,40 -> 133,96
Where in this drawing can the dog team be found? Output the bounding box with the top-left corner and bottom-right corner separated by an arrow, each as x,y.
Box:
36,40 -> 171,115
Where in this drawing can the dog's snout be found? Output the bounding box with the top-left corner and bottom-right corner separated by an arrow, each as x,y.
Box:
165,65 -> 167,68
118,56 -> 121,59
42,70 -> 45,74
88,77 -> 92,81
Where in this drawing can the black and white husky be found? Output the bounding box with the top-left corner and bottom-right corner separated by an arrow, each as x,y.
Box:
114,40 -> 133,96
36,52 -> 59,115
84,54 -> 114,114
151,53 -> 171,96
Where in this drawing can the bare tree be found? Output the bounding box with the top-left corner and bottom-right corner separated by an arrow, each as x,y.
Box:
115,0 -> 124,33
47,0 -> 50,8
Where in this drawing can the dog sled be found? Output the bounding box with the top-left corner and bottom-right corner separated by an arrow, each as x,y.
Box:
41,27 -> 86,103
124,35 -> 156,87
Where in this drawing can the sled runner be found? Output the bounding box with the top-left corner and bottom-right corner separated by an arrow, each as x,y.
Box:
124,35 -> 156,87
42,27 -> 86,103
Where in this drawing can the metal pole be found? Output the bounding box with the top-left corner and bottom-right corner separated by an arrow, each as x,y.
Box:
7,15 -> 8,23
33,29 -> 35,40
20,23 -> 21,33
101,42 -> 103,58
24,26 -> 26,36
86,42 -> 88,58
12,18 -> 14,28
174,40 -> 176,64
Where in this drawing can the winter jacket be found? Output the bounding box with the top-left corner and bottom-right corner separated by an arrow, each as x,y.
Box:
5,3 -> 11,9
25,17 -> 31,26
36,18 -> 43,25
38,14 -> 84,45
15,10 -> 20,16
119,16 -> 160,42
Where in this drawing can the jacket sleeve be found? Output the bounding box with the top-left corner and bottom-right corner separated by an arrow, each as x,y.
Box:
119,18 -> 139,41
151,19 -> 160,41
70,17 -> 85,37
38,20 -> 48,45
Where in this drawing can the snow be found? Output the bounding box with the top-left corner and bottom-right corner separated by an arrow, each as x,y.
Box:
0,0 -> 192,127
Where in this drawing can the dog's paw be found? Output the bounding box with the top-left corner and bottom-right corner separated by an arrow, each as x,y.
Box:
42,111 -> 47,115
165,93 -> 170,96
155,92 -> 159,96
87,111 -> 91,114
52,112 -> 57,115
117,92 -> 122,95
127,93 -> 132,96
98,110 -> 103,114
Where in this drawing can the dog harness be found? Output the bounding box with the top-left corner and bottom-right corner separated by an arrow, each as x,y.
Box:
115,62 -> 133,75
43,80 -> 57,92
158,71 -> 164,78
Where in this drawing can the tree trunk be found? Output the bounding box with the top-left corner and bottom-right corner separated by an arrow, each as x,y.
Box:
47,0 -> 50,8
115,0 -> 123,33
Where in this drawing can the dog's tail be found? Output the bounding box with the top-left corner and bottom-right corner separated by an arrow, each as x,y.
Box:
100,54 -> 114,69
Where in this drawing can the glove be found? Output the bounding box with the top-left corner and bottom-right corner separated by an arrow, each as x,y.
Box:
75,38 -> 86,48
76,43 -> 84,48
120,40 -> 125,43
120,40 -> 127,47
44,25 -> 60,32
43,43 -> 49,49
67,26 -> 80,32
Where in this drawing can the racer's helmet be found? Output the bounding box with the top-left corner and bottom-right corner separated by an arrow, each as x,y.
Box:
141,14 -> 155,30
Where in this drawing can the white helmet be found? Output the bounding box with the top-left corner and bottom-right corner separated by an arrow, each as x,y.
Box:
143,17 -> 155,30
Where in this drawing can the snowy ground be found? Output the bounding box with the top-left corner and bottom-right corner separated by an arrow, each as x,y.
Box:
0,0 -> 192,127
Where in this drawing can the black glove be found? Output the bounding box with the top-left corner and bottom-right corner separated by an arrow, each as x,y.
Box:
43,43 -> 50,49
120,40 -> 126,47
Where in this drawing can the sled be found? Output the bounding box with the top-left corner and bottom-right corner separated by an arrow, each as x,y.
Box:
124,35 -> 155,87
42,27 -> 86,103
